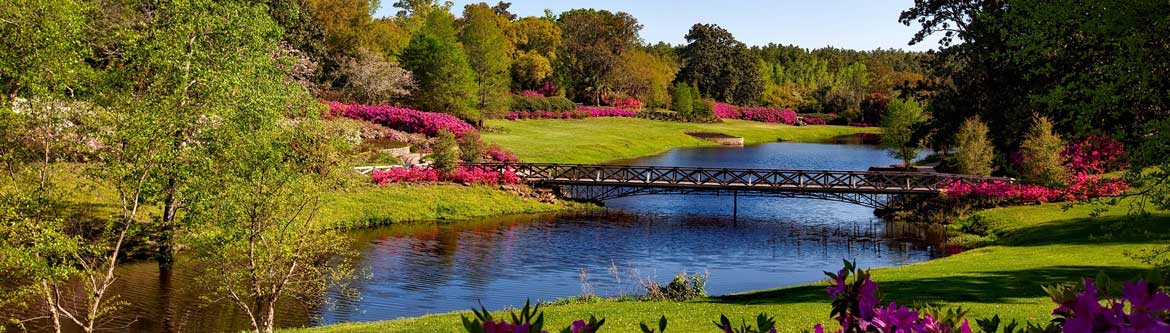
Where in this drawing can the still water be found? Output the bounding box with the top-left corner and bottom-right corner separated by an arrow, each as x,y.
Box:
13,142 -> 941,332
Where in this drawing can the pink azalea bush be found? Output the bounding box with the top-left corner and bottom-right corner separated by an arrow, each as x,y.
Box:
712,103 -> 799,125
942,173 -> 1128,203
1050,278 -> 1170,333
371,166 -> 519,186
816,262 -> 971,333
1063,135 -> 1128,174
325,101 -> 477,138
485,145 -> 519,163
602,96 -> 642,109
802,116 -> 828,125
505,106 -> 636,121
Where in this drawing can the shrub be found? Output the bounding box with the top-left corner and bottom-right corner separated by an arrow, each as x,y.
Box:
484,144 -> 519,163
954,116 -> 996,176
714,103 -> 800,125
1020,115 -> 1068,186
509,95 -> 575,112
371,166 -> 520,185
643,272 -> 707,302
714,102 -> 740,119
1063,135 -> 1128,174
459,130 -> 483,163
433,130 -> 460,174
941,174 -> 1128,203
504,107 -> 636,120
326,101 -> 477,138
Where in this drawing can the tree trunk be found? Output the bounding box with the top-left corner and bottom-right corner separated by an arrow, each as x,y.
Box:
41,281 -> 62,333
158,176 -> 177,272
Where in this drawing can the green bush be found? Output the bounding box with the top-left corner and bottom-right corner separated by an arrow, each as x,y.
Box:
433,130 -> 460,174
510,95 -> 575,112
671,82 -> 693,115
1020,115 -> 1067,186
643,272 -> 707,302
459,130 -> 483,162
954,116 -> 996,176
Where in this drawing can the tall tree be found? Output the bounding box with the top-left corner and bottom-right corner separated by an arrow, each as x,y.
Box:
459,3 -> 512,122
557,9 -> 642,105
678,23 -> 761,105
612,48 -> 677,108
506,17 -> 561,90
401,10 -> 477,121
881,97 -> 925,169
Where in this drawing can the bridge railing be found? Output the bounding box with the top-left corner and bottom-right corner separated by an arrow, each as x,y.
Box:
462,163 -> 1015,194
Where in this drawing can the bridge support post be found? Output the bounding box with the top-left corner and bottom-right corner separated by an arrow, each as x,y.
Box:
732,190 -> 739,222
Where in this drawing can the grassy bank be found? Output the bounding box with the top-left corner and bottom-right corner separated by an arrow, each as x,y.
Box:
290,200 -> 1169,333
482,118 -> 879,164
318,183 -> 579,229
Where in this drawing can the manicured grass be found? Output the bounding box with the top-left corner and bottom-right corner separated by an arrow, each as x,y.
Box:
289,200 -> 1170,333
481,118 -> 880,164
317,183 -> 581,229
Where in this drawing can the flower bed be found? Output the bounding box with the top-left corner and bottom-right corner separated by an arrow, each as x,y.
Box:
714,102 -> 798,125
326,101 -> 476,138
371,166 -> 520,186
484,145 -> 519,163
942,173 -> 1128,203
504,106 -> 636,120
1063,135 -> 1128,174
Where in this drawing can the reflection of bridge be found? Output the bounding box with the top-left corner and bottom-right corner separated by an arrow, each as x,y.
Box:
464,163 -> 1015,209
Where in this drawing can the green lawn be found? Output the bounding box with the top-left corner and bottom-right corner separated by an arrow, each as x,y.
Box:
290,200 -> 1170,333
482,118 -> 880,164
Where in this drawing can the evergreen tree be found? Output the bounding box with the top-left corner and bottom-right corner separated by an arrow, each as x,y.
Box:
459,3 -> 512,122
432,129 -> 460,175
1020,115 -> 1068,186
402,10 -> 477,122
672,82 -> 693,114
954,116 -> 996,176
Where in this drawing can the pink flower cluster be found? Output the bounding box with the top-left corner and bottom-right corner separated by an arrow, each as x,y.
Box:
802,116 -> 828,125
942,173 -> 1128,203
518,90 -> 544,97
1064,135 -> 1128,174
818,264 -> 971,333
371,166 -> 520,186
1052,278 -> 1170,333
325,101 -> 476,138
603,96 -> 642,109
504,107 -> 636,120
713,103 -> 798,125
485,145 -> 519,163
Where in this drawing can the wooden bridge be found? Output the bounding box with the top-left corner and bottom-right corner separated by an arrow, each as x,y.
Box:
462,163 -> 1014,209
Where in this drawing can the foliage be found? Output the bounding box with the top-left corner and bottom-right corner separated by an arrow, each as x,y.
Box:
505,107 -> 636,121
1127,118 -> 1170,211
942,174 -> 1129,204
506,17 -> 561,90
339,48 -> 414,105
371,166 -> 520,186
557,9 -> 642,105
678,24 -> 762,105
1046,278 -> 1170,333
639,316 -> 668,333
954,117 -> 996,176
460,3 -> 513,121
459,129 -> 483,162
1020,115 -> 1068,186
433,129 -> 460,174
881,97 -> 925,169
485,144 -> 520,163
643,272 -> 708,302
510,95 -> 576,112
611,48 -> 678,108
715,103 -> 801,125
328,101 -> 477,138
401,10 -> 478,122
460,300 -> 605,333
715,313 -> 776,333
671,83 -> 694,114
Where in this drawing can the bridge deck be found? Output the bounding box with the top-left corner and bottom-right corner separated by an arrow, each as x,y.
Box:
463,163 -> 1013,195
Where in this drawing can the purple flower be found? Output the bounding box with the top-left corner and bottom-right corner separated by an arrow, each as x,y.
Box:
571,320 -> 593,333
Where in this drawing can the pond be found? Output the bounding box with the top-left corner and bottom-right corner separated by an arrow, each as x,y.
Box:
12,142 -> 941,333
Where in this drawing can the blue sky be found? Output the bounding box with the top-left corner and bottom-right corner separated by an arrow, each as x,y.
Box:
373,0 -> 941,51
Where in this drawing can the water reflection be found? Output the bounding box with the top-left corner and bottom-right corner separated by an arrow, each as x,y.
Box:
7,142 -> 942,332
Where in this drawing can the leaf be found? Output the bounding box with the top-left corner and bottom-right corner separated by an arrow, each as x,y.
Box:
659,315 -> 668,332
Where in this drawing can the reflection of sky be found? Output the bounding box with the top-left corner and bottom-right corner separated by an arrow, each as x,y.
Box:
320,143 -> 940,323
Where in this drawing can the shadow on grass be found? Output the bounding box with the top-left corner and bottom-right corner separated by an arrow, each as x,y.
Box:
713,266 -> 1151,306
994,213 -> 1170,247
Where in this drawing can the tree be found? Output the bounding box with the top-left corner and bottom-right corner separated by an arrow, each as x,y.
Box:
401,10 -> 478,121
340,48 -> 414,104
671,82 -> 693,114
558,9 -> 642,105
459,3 -> 512,122
954,116 -> 995,176
506,17 -> 561,90
1019,115 -> 1067,186
612,48 -> 678,108
881,97 -> 925,169
432,129 -> 460,174
678,23 -> 762,104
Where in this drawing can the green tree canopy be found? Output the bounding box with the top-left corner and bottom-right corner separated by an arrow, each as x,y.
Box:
459,3 -> 512,121
557,9 -> 642,105
401,10 -> 477,121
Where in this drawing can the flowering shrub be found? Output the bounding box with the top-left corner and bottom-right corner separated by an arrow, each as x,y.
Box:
815,261 -> 972,333
485,145 -> 520,163
942,173 -> 1128,203
371,166 -> 519,186
326,101 -> 476,138
802,116 -> 828,125
1063,135 -> 1128,174
712,103 -> 799,125
537,82 -> 558,98
603,96 -> 642,109
518,90 -> 544,97
505,107 -> 636,120
1049,278 -> 1170,333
